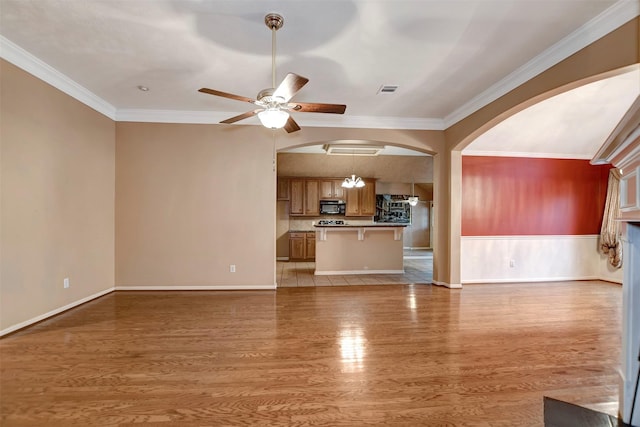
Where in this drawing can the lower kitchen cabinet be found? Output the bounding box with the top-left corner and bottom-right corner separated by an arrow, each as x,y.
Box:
305,232 -> 316,259
289,231 -> 316,260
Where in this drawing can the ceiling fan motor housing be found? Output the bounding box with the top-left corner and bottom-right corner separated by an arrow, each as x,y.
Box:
257,88 -> 285,107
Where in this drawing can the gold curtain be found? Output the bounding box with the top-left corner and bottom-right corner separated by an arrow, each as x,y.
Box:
600,168 -> 622,268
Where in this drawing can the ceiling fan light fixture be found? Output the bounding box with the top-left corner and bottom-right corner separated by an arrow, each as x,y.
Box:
258,108 -> 289,129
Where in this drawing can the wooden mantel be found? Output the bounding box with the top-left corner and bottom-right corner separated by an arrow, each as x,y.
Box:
592,94 -> 640,221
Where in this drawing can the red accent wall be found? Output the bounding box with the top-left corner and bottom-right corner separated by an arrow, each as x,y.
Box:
462,157 -> 611,236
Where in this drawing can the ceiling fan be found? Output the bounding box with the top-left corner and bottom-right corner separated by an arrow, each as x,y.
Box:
198,13 -> 346,133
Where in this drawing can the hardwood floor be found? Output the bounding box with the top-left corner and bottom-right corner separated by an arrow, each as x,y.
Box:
0,280 -> 621,426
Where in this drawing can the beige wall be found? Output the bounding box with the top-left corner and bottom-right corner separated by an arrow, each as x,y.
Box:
115,123 -> 276,288
315,229 -> 404,274
276,201 -> 290,258
405,186 -> 431,248
1,60 -> 115,332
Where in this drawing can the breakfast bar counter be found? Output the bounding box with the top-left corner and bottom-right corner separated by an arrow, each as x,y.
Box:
313,223 -> 407,275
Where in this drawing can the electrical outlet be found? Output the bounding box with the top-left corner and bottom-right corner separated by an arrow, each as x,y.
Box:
509,259 -> 515,268
63,277 -> 70,288
230,264 -> 236,273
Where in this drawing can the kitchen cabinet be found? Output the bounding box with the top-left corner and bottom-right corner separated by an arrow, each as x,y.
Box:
305,232 -> 316,259
277,178 -> 290,200
289,179 -> 304,215
287,176 -> 367,217
289,231 -> 315,260
304,180 -> 320,216
345,179 -> 376,216
289,178 -> 320,216
289,232 -> 306,260
320,179 -> 345,200
360,181 -> 376,216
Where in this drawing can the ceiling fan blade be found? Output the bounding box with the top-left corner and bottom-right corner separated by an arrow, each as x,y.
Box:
198,88 -> 256,104
283,116 -> 301,133
220,110 -> 260,124
273,73 -> 309,102
288,102 -> 347,114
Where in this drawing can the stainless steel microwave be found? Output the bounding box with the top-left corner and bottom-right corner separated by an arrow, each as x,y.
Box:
319,200 -> 346,215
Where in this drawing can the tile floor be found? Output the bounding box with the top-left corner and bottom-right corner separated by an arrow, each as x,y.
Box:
277,249 -> 433,288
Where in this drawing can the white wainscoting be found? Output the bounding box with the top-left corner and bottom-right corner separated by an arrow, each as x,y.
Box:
461,235 -> 623,284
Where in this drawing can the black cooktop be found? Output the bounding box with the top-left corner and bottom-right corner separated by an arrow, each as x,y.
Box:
317,220 -> 345,225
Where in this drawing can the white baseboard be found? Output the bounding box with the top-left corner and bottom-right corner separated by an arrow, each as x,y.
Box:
114,284 -> 277,291
0,287 -> 114,337
461,275 -> 602,284
315,270 -> 405,276
276,257 -> 289,261
432,280 -> 463,289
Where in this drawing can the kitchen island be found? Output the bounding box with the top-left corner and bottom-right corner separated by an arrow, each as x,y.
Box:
313,223 -> 407,275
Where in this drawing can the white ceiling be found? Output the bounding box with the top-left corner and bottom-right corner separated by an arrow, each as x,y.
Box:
1,0 -> 638,158
465,68 -> 640,158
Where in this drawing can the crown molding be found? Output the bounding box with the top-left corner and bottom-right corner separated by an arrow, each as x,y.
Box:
116,109 -> 446,130
0,36 -> 117,120
278,114 -> 446,130
2,0 -> 636,131
444,0 -> 640,128
0,34 -> 444,131
115,109 -> 229,124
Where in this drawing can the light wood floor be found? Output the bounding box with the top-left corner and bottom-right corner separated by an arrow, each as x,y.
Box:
0,280 -> 621,426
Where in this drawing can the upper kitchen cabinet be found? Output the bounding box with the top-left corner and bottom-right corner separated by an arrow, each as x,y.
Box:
277,178 -> 290,201
345,179 -> 376,216
320,179 -> 345,200
304,180 -> 320,216
289,179 -> 305,215
289,178 -> 320,216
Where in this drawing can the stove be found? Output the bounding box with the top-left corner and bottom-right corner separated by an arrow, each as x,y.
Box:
317,220 -> 345,225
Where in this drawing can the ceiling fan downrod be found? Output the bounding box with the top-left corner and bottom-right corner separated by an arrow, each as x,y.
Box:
264,13 -> 284,90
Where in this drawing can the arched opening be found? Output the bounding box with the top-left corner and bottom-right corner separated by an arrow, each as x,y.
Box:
274,139 -> 437,288
449,66 -> 639,286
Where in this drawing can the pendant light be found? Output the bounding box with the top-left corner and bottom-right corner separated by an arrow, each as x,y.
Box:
342,174 -> 365,188
341,152 -> 365,188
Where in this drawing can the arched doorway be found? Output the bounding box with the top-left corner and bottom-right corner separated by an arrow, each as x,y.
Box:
274,140 -> 436,288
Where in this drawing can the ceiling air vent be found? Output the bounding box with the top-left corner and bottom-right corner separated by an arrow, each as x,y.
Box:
323,144 -> 385,156
377,85 -> 398,94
